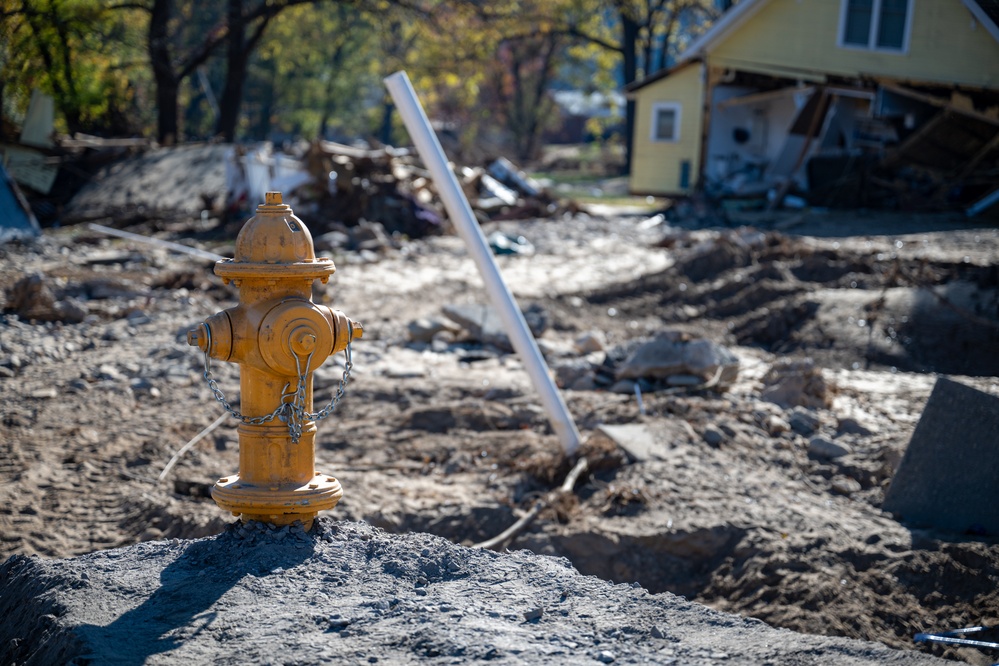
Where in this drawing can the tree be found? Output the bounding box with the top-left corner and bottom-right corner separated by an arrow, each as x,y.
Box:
145,0 -> 228,143
244,3 -> 379,141
1,0 -> 144,136
563,0 -> 721,173
487,30 -> 562,162
207,0 -> 420,142
393,0 -> 571,162
215,0 -> 314,142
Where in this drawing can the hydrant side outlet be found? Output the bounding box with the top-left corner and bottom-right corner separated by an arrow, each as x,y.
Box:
188,192 -> 361,530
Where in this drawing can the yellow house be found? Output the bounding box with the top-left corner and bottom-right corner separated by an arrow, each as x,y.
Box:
628,0 -> 999,207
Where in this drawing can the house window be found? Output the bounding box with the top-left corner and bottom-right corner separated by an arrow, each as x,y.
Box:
839,0 -> 911,51
651,102 -> 681,142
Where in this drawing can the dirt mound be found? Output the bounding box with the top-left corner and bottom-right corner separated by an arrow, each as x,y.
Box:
65,144 -> 229,223
0,519 -> 947,665
586,228 -> 999,376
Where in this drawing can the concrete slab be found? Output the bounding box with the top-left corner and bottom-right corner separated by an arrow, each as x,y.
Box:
594,421 -> 696,462
883,377 -> 999,535
596,423 -> 664,462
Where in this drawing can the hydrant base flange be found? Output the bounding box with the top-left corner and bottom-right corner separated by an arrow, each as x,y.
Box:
211,472 -> 343,526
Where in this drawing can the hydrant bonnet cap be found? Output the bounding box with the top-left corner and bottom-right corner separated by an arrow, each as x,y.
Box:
214,191 -> 334,282
233,191 -> 316,265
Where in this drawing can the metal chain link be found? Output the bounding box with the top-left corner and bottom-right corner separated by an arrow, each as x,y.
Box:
198,322 -> 353,443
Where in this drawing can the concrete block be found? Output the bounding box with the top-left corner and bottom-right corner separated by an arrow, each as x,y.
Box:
883,378 -> 999,535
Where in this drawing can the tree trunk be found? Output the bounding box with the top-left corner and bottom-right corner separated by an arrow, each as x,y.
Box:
217,0 -> 246,142
620,13 -> 639,175
379,99 -> 394,145
149,0 -> 180,143
155,77 -> 181,145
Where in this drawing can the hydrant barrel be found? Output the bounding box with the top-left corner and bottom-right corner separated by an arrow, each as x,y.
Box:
188,192 -> 361,529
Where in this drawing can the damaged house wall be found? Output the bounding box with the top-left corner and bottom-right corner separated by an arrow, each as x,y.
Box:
704,83 -> 810,195
627,0 -> 999,210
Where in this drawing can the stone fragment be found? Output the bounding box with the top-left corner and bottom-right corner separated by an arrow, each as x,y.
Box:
350,220 -> 392,252
523,607 -> 543,622
807,436 -> 852,460
95,364 -> 127,382
384,366 -> 426,379
788,408 -> 820,436
610,379 -> 637,395
683,339 -> 740,385
4,273 -> 86,324
314,230 -> 350,252
553,359 -> 594,390
765,414 -> 790,436
407,317 -> 457,344
837,416 -> 875,437
573,331 -> 605,354
831,477 -> 862,495
68,378 -> 90,392
760,358 -> 831,409
56,299 -> 88,324
536,338 -> 572,359
594,424 -> 663,463
125,308 -> 151,325
703,426 -> 725,447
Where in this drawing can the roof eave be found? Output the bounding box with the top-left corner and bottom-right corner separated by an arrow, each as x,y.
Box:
960,0 -> 999,44
677,0 -> 769,65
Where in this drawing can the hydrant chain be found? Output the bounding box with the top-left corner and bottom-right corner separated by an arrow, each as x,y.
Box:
198,320 -> 353,443
308,322 -> 354,422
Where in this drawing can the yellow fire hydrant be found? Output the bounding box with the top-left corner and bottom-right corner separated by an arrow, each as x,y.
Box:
187,191 -> 361,529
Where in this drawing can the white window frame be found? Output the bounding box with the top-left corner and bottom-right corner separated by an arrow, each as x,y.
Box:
650,102 -> 682,142
836,0 -> 914,54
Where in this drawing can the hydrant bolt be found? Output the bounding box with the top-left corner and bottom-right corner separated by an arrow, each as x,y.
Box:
188,191 -> 359,530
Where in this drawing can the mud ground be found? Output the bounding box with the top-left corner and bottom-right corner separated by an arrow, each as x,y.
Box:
0,519 -> 950,665
1,206 -> 998,664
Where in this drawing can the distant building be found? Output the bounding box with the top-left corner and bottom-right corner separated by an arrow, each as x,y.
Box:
547,90 -> 625,144
626,0 -> 999,211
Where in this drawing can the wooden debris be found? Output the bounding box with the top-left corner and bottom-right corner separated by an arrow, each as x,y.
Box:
474,456 -> 589,551
304,141 -> 569,238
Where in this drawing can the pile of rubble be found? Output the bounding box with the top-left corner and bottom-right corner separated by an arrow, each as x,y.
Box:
8,138 -> 571,242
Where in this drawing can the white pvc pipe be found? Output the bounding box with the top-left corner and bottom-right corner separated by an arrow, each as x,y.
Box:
384,71 -> 581,457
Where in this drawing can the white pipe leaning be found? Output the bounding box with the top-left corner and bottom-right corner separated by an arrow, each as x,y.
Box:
384,71 -> 582,457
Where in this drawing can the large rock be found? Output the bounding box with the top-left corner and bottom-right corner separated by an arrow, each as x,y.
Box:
4,273 -> 87,324
615,332 -> 739,386
0,519 -> 944,665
